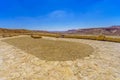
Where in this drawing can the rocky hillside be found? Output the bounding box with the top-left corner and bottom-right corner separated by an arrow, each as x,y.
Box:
0,28 -> 30,34
0,28 -> 49,35
65,26 -> 120,36
0,26 -> 120,36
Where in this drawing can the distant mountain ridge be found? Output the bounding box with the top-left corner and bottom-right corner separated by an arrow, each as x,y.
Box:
0,26 -> 120,36
65,26 -> 120,36
0,28 -> 49,34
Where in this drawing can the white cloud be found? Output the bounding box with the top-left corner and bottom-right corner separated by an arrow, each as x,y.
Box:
47,10 -> 74,19
48,10 -> 67,18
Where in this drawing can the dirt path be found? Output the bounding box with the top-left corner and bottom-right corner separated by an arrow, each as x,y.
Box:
0,36 -> 120,80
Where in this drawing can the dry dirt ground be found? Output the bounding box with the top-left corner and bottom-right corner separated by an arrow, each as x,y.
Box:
0,35 -> 120,80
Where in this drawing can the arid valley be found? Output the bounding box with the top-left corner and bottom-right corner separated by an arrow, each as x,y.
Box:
0,27 -> 120,80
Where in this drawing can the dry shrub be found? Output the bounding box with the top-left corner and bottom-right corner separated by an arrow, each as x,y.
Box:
8,34 -> 18,37
63,35 -> 85,39
44,34 -> 59,38
9,34 -> 17,37
1,33 -> 20,38
64,35 -> 97,40
105,37 -> 120,42
84,35 -> 97,40
10,34 -> 17,36
2,34 -> 11,38
13,34 -> 19,36
31,34 -> 42,39
66,34 -> 120,43
25,33 -> 32,35
0,34 -> 2,38
31,33 -> 120,43
8,34 -> 13,37
59,34 -> 120,43
96,35 -> 105,41
113,38 -> 120,42
64,34 -> 104,41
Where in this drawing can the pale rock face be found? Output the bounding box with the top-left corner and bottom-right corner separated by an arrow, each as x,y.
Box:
0,36 -> 120,80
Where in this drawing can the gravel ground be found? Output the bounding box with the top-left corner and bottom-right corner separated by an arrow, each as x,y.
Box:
0,36 -> 120,80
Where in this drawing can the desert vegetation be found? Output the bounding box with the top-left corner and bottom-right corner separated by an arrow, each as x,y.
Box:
104,36 -> 120,42
0,30 -> 120,43
55,34 -> 120,42
30,33 -> 120,43
31,34 -> 42,39
0,27 -> 120,43
1,33 -> 19,38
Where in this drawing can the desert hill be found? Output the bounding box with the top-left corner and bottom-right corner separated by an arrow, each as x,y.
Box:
0,26 -> 120,36
0,28 -> 49,35
65,26 -> 120,36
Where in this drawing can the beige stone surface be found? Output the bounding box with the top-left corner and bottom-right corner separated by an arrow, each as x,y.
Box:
0,36 -> 120,80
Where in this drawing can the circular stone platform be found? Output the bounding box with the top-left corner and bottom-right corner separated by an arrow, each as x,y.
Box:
3,37 -> 94,61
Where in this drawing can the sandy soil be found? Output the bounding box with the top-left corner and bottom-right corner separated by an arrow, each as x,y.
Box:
0,36 -> 120,80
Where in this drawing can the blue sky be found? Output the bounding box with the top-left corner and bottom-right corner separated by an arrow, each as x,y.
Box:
0,0 -> 120,31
